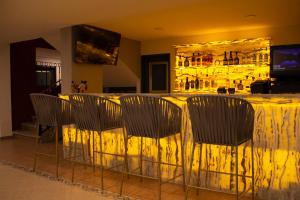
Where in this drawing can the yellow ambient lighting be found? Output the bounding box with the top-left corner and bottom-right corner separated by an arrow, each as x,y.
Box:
62,95 -> 300,193
173,38 -> 271,94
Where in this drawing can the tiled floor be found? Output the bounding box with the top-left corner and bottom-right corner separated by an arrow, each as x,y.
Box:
0,134 -> 251,200
0,163 -> 116,200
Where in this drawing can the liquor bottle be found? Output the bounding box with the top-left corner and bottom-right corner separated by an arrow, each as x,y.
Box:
204,74 -> 210,88
211,79 -> 215,88
208,53 -> 213,65
179,79 -> 184,91
190,79 -> 195,89
244,76 -> 252,90
175,77 -> 179,90
223,51 -> 228,66
185,77 -> 190,90
178,55 -> 183,67
191,53 -> 196,66
199,79 -> 204,89
252,53 -> 256,64
202,55 -> 207,66
259,53 -> 263,64
232,80 -> 237,89
226,78 -> 230,88
264,53 -> 269,64
228,51 -> 233,65
195,76 -> 200,89
237,80 -> 244,90
196,53 -> 201,66
257,73 -> 262,80
184,56 -> 189,67
234,52 -> 239,65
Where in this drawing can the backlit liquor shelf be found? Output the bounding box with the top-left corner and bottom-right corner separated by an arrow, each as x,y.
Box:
173,38 -> 270,94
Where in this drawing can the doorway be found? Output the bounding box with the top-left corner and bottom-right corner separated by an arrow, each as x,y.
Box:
141,54 -> 170,93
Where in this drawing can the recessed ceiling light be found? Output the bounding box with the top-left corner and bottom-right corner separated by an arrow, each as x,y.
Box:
245,14 -> 257,20
154,27 -> 164,31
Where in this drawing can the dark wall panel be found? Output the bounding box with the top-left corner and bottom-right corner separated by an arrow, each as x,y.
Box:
141,54 -> 170,93
10,38 -> 54,130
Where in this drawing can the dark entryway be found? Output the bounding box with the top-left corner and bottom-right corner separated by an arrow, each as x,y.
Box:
141,54 -> 170,93
10,38 -> 57,130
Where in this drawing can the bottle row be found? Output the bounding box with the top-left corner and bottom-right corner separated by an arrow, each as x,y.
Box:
174,70 -> 270,93
175,76 -> 262,93
177,49 -> 269,67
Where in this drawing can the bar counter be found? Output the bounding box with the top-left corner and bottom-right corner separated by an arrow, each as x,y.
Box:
62,94 -> 300,200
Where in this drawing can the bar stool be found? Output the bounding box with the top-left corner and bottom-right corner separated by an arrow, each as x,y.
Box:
186,95 -> 255,200
69,94 -> 123,191
119,95 -> 186,200
30,93 -> 73,177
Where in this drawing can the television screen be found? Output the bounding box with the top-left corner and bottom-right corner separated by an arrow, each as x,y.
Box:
271,45 -> 300,78
72,25 -> 121,65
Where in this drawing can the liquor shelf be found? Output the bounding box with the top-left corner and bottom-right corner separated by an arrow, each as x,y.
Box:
172,38 -> 271,94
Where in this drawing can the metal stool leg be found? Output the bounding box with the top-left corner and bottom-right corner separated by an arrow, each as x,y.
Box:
124,128 -> 129,178
236,145 -> 239,200
120,128 -> 128,195
92,131 -> 96,172
157,138 -> 162,200
185,141 -> 196,200
68,126 -> 73,160
251,138 -> 255,200
140,137 -> 143,182
71,129 -> 78,182
180,131 -> 186,191
196,143 -> 203,195
80,132 -> 86,168
55,127 -> 59,178
33,123 -> 40,172
99,131 -> 104,191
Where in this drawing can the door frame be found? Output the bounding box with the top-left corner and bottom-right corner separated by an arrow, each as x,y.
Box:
149,61 -> 169,93
141,54 -> 170,93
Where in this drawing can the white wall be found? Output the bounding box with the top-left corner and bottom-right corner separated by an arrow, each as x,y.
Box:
102,59 -> 138,87
42,29 -> 62,52
0,44 -> 12,137
60,27 -> 73,94
102,37 -> 141,91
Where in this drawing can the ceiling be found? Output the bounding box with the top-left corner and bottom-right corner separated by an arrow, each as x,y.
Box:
1,0 -> 300,44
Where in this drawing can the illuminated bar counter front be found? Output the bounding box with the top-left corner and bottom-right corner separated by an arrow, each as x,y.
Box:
62,93 -> 300,200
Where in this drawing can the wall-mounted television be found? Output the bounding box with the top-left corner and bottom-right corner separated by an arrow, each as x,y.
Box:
72,25 -> 121,65
270,44 -> 300,79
